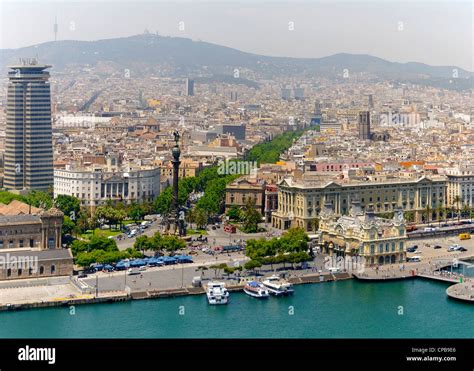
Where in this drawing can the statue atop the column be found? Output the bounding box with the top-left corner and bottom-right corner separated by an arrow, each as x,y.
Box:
173,130 -> 180,143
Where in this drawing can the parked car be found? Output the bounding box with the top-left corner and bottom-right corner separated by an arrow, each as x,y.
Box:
433,245 -> 442,249
78,273 -> 88,278
448,244 -> 461,252
102,264 -> 114,272
458,247 -> 468,252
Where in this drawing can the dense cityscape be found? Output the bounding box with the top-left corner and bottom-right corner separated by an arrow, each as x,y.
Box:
0,1 -> 472,367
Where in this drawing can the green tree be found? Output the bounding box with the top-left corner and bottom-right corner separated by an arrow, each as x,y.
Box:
209,263 -> 228,278
62,216 -> 78,236
76,209 -> 94,233
453,196 -> 461,222
70,240 -> 89,256
88,235 -> 118,252
226,205 -> 243,221
128,203 -> 145,223
279,228 -> 309,253
462,203 -> 471,219
195,265 -> 208,277
134,235 -> 152,253
26,190 -> 53,209
150,232 -> 164,253
0,190 -> 27,205
223,265 -> 242,278
424,204 -> 431,223
95,206 -> 126,230
161,235 -> 186,252
244,259 -> 262,273
241,198 -> 262,233
435,204 -> 444,226
404,211 -> 415,223
245,129 -> 305,164
55,195 -> 81,219
193,208 -> 208,230
310,217 -> 319,232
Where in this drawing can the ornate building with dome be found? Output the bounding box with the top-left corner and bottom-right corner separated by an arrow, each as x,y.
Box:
318,200 -> 408,267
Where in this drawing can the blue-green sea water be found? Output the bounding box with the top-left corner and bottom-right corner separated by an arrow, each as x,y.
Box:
0,279 -> 472,338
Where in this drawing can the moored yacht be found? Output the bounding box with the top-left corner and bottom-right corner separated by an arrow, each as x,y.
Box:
262,275 -> 294,296
243,281 -> 269,299
206,282 -> 229,305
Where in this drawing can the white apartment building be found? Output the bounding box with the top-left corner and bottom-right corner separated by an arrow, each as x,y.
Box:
54,165 -> 160,209
444,166 -> 474,208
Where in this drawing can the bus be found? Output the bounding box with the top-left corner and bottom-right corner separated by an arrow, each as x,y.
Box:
224,224 -> 236,233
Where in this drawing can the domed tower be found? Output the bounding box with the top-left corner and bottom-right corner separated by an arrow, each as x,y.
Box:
39,207 -> 64,249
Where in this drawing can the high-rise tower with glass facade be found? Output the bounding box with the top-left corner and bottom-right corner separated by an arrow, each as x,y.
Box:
4,61 -> 54,191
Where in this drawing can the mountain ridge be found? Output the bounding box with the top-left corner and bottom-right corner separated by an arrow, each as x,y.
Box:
1,34 -> 471,86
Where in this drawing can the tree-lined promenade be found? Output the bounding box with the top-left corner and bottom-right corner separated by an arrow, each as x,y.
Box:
153,128 -> 307,222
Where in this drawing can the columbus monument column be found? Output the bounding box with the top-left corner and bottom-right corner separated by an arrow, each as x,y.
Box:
168,131 -> 186,236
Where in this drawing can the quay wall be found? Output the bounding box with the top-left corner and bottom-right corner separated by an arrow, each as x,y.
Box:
0,272 -> 352,312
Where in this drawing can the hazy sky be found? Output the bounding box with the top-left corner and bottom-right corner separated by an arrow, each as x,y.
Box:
0,1 -> 472,70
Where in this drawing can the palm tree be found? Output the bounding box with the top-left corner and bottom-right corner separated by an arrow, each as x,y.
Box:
445,205 -> 453,222
424,204 -> 431,224
404,211 -> 415,223
195,266 -> 208,278
435,204 -> 444,227
453,196 -> 462,222
461,203 -> 470,219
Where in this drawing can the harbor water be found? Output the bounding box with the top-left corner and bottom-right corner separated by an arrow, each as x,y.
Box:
0,279 -> 472,338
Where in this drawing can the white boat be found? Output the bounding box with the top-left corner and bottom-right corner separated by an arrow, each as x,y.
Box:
262,275 -> 294,296
243,281 -> 269,299
206,282 -> 229,305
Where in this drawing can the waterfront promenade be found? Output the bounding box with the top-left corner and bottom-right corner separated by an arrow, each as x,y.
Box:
0,234 -> 472,310
354,234 -> 474,281
447,282 -> 474,302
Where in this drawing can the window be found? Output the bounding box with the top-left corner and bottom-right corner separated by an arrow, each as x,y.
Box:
7,269 -> 11,277
8,240 -> 13,248
370,244 -> 375,254
39,266 -> 44,275
51,265 -> 56,274
391,242 -> 396,252
399,242 -> 404,251
19,239 -> 24,248
18,268 -> 22,276
378,244 -> 383,253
